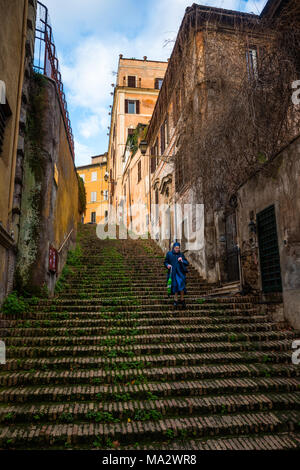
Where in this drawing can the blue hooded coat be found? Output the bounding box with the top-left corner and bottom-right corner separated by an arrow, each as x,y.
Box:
164,242 -> 189,294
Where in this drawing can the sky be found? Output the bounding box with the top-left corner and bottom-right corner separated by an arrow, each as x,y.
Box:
41,0 -> 268,167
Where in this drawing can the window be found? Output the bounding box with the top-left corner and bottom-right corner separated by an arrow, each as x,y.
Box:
127,76 -> 136,88
246,46 -> 258,79
79,174 -> 85,182
91,212 -> 96,223
103,190 -> 108,200
137,160 -> 142,183
155,78 -> 164,90
164,116 -> 169,147
175,153 -> 184,193
91,171 -> 97,181
125,99 -> 140,114
105,210 -> 108,221
150,145 -> 157,173
160,121 -> 166,155
0,99 -> 11,155
91,191 -> 97,202
173,87 -> 180,125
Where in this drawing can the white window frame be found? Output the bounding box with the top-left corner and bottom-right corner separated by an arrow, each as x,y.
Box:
91,191 -> 97,202
91,171 -> 97,182
128,100 -> 136,114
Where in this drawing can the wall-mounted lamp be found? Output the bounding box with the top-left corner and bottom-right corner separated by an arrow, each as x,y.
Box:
104,172 -> 117,184
139,140 -> 148,156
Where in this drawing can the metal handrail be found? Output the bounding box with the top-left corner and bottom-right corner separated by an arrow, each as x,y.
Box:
34,1 -> 75,160
58,229 -> 74,254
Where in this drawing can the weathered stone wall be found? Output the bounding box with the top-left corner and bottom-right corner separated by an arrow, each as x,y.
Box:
0,0 -> 37,304
16,75 -> 79,296
237,135 -> 300,329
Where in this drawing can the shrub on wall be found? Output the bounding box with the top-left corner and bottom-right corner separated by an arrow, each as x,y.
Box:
77,174 -> 87,215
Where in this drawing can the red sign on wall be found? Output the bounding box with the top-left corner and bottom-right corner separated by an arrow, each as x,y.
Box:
49,245 -> 58,273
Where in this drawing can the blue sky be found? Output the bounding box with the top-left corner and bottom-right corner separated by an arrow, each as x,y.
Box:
41,0 -> 268,167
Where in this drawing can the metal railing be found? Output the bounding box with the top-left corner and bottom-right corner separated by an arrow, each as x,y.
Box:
58,229 -> 74,254
34,1 -> 75,160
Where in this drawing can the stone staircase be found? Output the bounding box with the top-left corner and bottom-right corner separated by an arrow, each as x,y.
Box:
0,223 -> 299,450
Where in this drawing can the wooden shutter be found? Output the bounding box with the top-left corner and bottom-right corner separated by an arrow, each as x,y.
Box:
150,146 -> 156,173
137,160 -> 142,182
154,78 -> 159,89
165,116 -> 169,146
125,99 -> 128,113
150,156 -> 156,173
128,76 -> 136,88
0,106 -> 6,155
160,122 -> 165,154
0,101 -> 11,154
136,100 -> 140,114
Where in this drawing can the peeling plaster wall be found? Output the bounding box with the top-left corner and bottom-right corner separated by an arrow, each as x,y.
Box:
16,76 -> 79,296
237,136 -> 300,329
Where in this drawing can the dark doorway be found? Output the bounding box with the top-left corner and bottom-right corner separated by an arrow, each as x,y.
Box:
225,212 -> 240,282
257,205 -> 282,293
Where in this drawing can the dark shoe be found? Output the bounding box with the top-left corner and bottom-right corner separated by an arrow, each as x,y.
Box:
181,300 -> 186,309
173,301 -> 178,308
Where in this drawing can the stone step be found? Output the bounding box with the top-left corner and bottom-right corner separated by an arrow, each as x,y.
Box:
1,392 -> 299,425
2,321 -> 286,338
0,223 -> 298,449
3,314 -> 273,328
0,363 -> 298,387
0,410 -> 299,449
3,329 -> 296,349
35,297 -> 226,307
58,289 -> 211,297
25,302 -> 260,312
1,350 -> 293,372
4,338 -> 295,359
1,308 -> 266,322
124,432 -> 300,451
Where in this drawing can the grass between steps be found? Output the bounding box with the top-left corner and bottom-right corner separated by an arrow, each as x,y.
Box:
0,223 -> 299,450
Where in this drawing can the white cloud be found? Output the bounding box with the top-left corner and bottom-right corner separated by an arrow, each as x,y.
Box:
244,0 -> 267,14
78,113 -> 109,139
75,139 -> 100,166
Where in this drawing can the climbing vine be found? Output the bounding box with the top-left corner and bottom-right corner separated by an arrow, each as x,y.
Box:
148,1 -> 300,210
15,72 -> 48,295
77,174 -> 87,214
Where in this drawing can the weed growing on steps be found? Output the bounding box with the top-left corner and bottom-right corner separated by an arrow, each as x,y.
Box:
1,292 -> 27,315
55,244 -> 83,294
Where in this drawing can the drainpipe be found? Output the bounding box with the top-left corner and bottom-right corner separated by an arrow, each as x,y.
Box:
8,0 -> 28,233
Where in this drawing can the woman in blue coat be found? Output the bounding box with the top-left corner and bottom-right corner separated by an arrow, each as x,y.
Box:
164,242 -> 189,308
